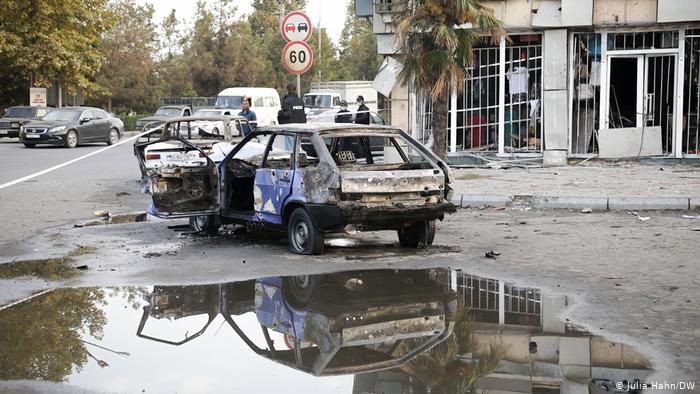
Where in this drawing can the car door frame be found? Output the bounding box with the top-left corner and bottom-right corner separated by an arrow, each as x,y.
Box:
92,109 -> 112,141
253,132 -> 298,226
145,135 -> 221,218
77,109 -> 98,141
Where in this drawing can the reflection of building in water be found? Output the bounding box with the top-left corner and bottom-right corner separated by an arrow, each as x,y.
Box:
457,273 -> 652,394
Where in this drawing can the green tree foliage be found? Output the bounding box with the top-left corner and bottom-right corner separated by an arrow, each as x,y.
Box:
0,289 -> 107,381
394,0 -> 506,158
0,0 -> 115,99
338,3 -> 382,81
92,0 -> 160,113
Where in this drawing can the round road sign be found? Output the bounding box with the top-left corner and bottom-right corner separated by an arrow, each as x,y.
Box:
282,41 -> 313,75
281,11 -> 312,42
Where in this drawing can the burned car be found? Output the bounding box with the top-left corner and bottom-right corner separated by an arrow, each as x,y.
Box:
134,115 -> 249,180
143,123 -> 456,254
135,269 -> 457,377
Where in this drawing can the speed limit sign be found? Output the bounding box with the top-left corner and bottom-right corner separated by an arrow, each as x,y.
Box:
281,41 -> 313,75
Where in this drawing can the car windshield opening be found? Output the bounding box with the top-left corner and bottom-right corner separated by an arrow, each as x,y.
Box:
155,108 -> 183,116
323,134 -> 433,171
41,109 -> 81,121
215,96 -> 244,109
5,107 -> 35,118
303,95 -> 332,108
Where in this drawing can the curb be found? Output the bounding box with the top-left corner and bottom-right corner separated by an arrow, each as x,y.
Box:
452,194 -> 699,211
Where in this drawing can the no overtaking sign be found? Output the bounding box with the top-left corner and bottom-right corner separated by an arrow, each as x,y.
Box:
281,11 -> 313,75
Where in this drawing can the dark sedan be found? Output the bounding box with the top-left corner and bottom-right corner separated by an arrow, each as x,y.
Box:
0,106 -> 51,138
19,107 -> 124,148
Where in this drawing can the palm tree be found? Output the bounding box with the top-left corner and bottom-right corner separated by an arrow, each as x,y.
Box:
395,0 -> 506,159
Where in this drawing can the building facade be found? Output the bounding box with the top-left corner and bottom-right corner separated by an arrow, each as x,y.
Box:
357,0 -> 700,165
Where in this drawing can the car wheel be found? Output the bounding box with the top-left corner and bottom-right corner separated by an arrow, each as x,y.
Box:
283,275 -> 318,307
212,127 -> 219,135
287,208 -> 324,255
189,215 -> 221,235
23,143 -> 35,148
107,128 -> 119,145
398,220 -> 436,248
64,130 -> 78,148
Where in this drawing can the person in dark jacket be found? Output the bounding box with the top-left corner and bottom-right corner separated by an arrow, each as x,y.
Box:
335,100 -> 353,123
355,95 -> 370,125
278,83 -> 306,124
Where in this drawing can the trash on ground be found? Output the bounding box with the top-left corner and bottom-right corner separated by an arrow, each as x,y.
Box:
485,251 -> 500,259
681,215 -> 700,220
581,207 -> 592,213
628,211 -> 651,221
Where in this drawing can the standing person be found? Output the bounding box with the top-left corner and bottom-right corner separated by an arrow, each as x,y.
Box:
278,83 -> 306,124
238,98 -> 257,136
334,100 -> 353,123
355,95 -> 370,125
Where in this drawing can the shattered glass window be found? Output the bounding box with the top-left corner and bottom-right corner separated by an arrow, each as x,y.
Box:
322,134 -> 433,170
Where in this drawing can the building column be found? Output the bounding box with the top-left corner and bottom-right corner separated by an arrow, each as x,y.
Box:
543,29 -> 569,166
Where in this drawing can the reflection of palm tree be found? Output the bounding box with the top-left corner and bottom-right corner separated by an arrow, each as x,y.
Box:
397,303 -> 505,393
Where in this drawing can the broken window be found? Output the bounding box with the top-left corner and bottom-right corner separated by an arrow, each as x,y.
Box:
572,33 -> 602,155
683,29 -> 700,155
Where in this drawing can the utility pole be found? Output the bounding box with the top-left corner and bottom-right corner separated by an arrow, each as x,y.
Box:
318,1 -> 322,82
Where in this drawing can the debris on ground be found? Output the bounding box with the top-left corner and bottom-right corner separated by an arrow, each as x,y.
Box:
115,191 -> 132,197
142,252 -> 162,258
75,265 -> 88,270
681,214 -> 700,220
581,208 -> 593,213
628,211 -> 651,221
485,251 -> 501,259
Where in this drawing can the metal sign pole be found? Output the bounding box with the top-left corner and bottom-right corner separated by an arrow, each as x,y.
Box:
297,74 -> 301,97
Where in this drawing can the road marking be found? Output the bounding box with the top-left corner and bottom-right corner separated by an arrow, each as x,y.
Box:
0,288 -> 54,311
0,129 -> 156,191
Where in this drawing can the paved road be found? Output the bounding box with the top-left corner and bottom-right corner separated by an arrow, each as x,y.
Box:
0,137 -> 148,245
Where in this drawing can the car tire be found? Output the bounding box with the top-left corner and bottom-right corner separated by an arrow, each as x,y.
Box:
287,208 -> 324,255
107,128 -> 119,145
189,215 -> 221,235
398,220 -> 436,248
64,130 -> 78,148
283,275 -> 318,307
23,143 -> 35,148
211,127 -> 219,135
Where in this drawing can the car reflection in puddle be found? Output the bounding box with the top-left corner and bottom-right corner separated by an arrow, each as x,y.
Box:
0,270 -> 653,393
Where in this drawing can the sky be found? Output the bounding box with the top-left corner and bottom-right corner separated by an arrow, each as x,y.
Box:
142,0 -> 351,45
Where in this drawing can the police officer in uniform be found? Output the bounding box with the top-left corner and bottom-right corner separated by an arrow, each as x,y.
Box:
278,83 -> 306,124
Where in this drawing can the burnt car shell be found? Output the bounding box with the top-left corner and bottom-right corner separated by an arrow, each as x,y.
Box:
145,123 -> 456,253
224,269 -> 457,376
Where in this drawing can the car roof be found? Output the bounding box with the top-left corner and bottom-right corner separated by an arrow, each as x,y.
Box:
217,87 -> 280,96
258,122 -> 402,135
160,105 -> 189,109
8,105 -> 51,109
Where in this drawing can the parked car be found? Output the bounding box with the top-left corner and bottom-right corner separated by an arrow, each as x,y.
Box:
133,116 -> 250,179
142,123 -> 455,254
135,105 -> 192,130
19,107 -> 124,148
0,106 -> 52,138
190,108 -> 236,135
307,110 -> 386,125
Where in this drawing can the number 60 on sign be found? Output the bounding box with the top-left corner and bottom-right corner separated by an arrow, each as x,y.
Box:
282,41 -> 313,75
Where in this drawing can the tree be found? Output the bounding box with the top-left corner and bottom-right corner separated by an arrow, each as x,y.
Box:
92,0 -> 159,113
394,0 -> 505,159
0,289 -> 107,381
0,0 -> 115,100
162,9 -> 180,58
338,2 -> 382,80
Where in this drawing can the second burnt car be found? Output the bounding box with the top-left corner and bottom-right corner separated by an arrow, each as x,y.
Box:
143,123 -> 455,254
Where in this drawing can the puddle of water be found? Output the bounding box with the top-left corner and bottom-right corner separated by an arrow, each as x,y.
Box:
0,246 -> 96,280
0,269 -> 652,393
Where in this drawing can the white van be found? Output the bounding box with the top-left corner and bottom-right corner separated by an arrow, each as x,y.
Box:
215,87 -> 281,126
